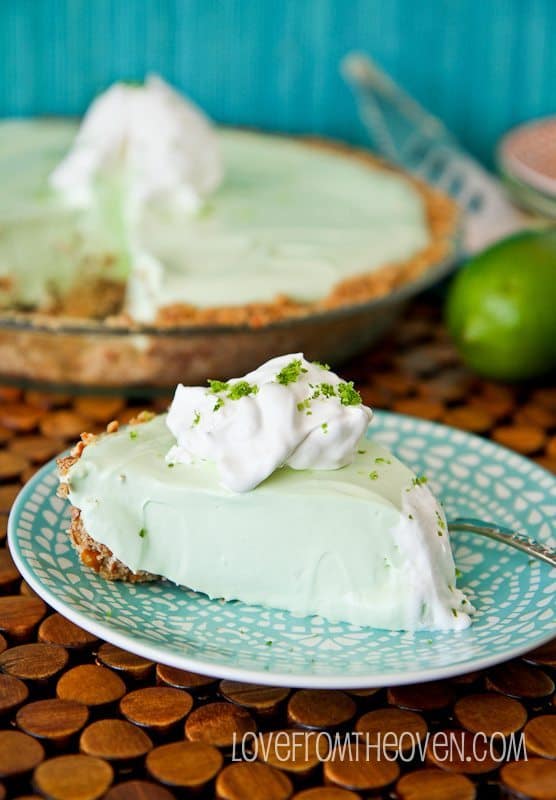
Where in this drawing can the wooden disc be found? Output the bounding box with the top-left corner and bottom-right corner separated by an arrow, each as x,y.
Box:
387,681 -> 454,713
442,407 -> 493,434
522,638 -> 556,669
74,397 -> 125,423
146,741 -> 223,790
486,661 -> 555,699
0,549 -> 20,591
393,398 -> 444,421
216,762 -> 292,800
450,670 -> 483,686
97,643 -> 154,680
524,715 -> 556,759
155,664 -> 217,691
418,370 -> 475,403
0,730 -> 45,778
80,719 -> 153,762
0,483 -> 20,512
120,687 -> 193,732
38,614 -> 98,650
323,743 -> 399,792
396,768 -> 476,800
454,692 -> 527,736
9,435 -> 65,464
16,699 -> 89,743
287,690 -> 356,730
256,729 -> 329,775
346,688 -> 378,698
355,708 -> 427,753
219,680 -> 290,715
0,450 -> 29,481
33,754 -> 113,800
293,789 -> 361,800
185,701 -> 257,748
492,425 -> 546,455
0,595 -> 46,641
0,672 -> 29,715
24,390 -> 70,409
104,780 -> 176,800
0,643 -> 69,682
39,410 -> 91,440
0,404 -> 43,433
57,664 -> 126,706
425,729 -> 498,774
500,758 -> 556,800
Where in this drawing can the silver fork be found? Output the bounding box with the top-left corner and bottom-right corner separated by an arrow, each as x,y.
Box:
341,52 -> 527,255
449,518 -> 556,568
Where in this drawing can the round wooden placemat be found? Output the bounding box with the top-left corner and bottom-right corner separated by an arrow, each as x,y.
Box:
1,302 -> 554,799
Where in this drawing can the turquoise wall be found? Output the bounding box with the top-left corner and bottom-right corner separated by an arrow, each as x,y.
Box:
1,0 -> 554,166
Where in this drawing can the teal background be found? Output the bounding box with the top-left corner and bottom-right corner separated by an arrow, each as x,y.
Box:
1,0 -> 555,166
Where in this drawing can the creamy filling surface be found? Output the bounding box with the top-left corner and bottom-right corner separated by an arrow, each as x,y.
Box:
0,120 -> 430,320
66,413 -> 472,631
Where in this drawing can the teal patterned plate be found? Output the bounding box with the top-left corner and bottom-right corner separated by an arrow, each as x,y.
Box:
8,412 -> 556,688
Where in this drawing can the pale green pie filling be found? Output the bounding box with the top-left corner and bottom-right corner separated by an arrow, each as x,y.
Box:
65,416 -> 470,631
0,121 -> 430,318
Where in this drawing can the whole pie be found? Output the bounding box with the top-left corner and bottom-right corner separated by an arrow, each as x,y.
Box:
0,79 -> 457,329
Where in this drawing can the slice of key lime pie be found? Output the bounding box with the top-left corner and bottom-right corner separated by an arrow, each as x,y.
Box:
58,355 -> 472,632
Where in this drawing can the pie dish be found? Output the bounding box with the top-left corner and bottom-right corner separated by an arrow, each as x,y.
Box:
0,78 -> 459,390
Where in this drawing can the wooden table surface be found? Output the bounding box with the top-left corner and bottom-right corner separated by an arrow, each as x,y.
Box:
0,302 -> 554,800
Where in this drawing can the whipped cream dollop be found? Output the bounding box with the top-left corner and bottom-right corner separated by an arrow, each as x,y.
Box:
49,75 -> 222,215
166,354 -> 373,493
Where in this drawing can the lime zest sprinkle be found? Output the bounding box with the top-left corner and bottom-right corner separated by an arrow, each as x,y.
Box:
167,463 -> 175,468
207,379 -> 229,394
275,358 -> 308,385
192,410 -> 201,427
227,380 -> 259,400
408,514 -> 414,520
321,422 -> 328,433
265,640 -> 273,646
337,381 -> 362,406
368,470 -> 379,480
312,361 -> 330,370
436,510 -> 446,530
455,568 -> 462,578
412,475 -> 428,487
375,457 -> 391,465
129,430 -> 138,440
451,608 -> 458,618
297,398 -> 311,412
213,397 -> 224,412
138,528 -> 147,538
357,449 -> 366,455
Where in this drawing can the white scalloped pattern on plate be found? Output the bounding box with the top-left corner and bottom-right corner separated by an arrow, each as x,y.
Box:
8,411 -> 556,688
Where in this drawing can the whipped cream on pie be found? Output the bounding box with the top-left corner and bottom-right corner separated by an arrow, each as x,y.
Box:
166,354 -> 373,492
49,75 -> 222,215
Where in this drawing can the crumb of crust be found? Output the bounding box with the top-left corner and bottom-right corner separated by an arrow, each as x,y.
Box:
128,410 -> 156,426
68,506 -> 158,583
57,413 -> 153,491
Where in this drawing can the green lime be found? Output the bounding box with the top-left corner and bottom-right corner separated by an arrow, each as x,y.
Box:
446,228 -> 556,381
